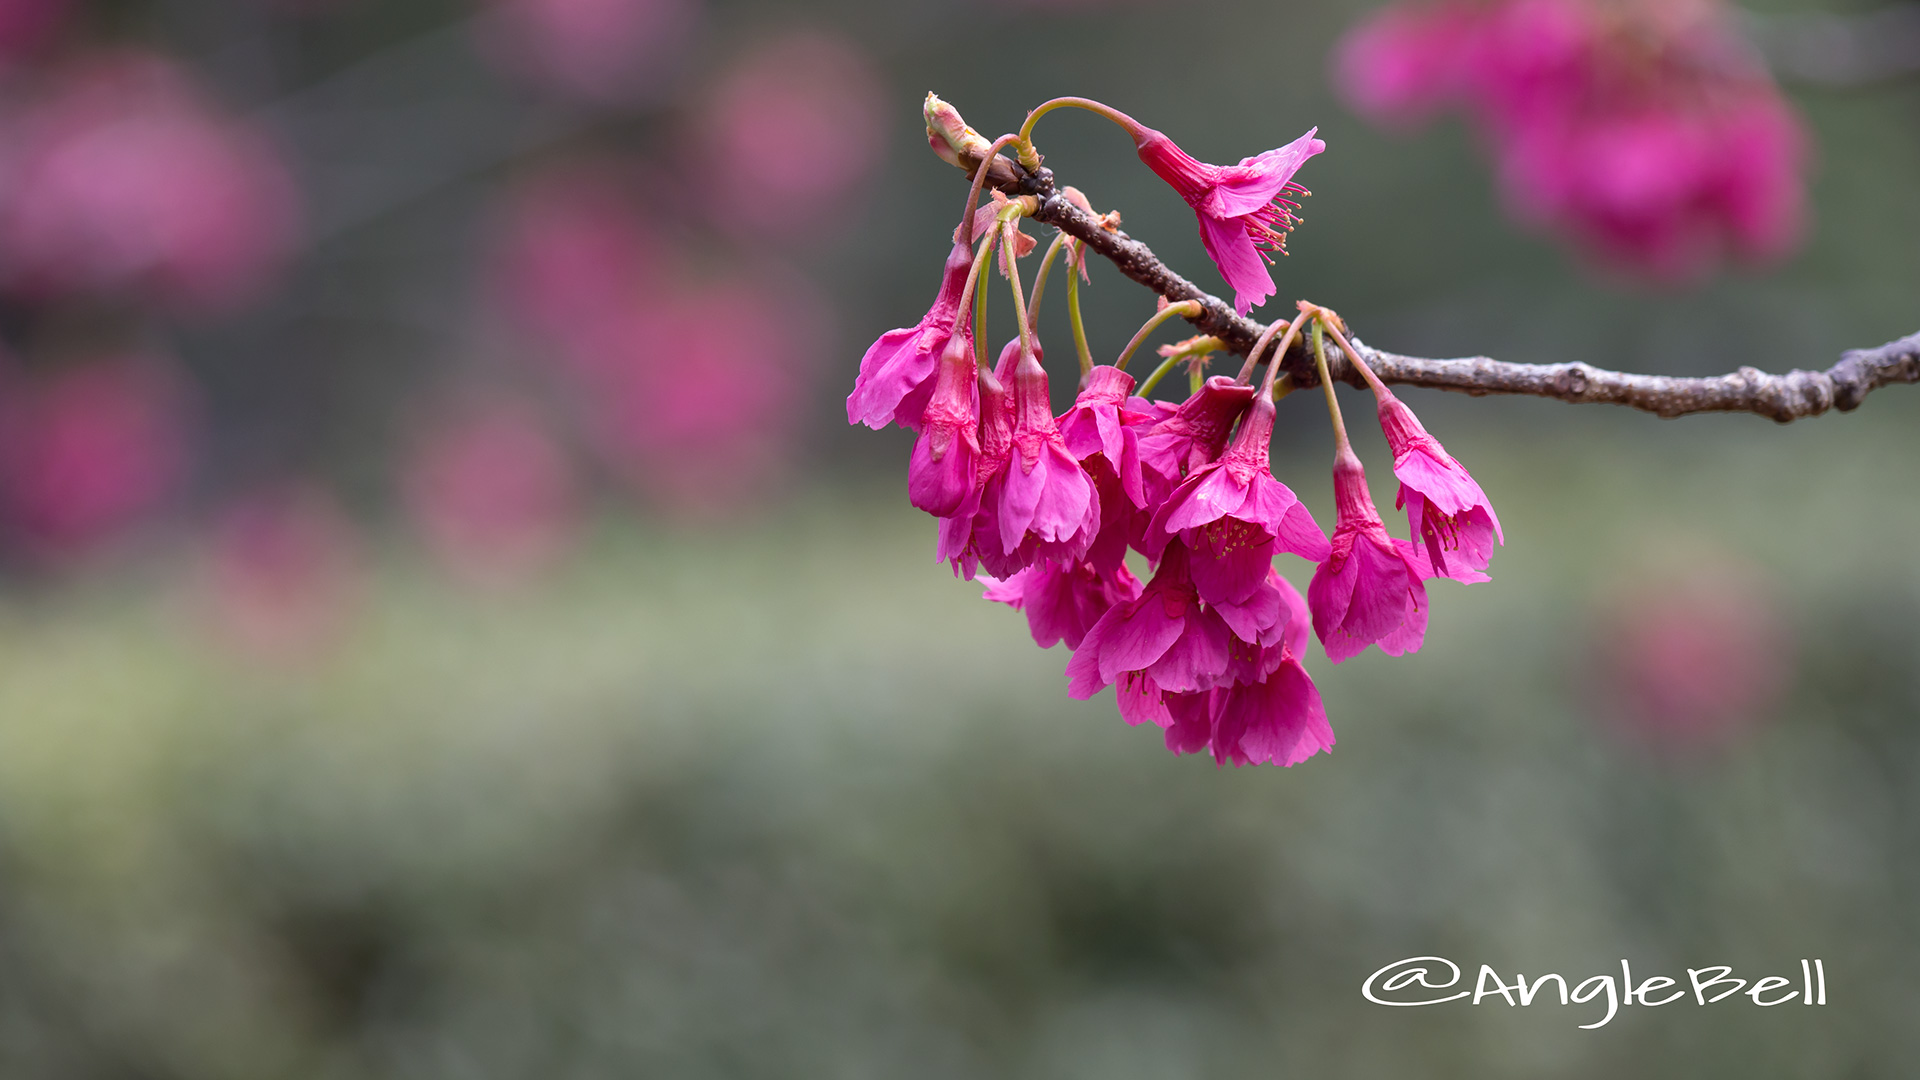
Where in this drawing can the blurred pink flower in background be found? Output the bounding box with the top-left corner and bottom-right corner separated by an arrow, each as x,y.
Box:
488,157 -> 825,516
1335,0 -> 1810,279
694,31 -> 884,235
0,0 -> 69,64
0,50 -> 302,312
476,0 -> 697,105
486,162 -> 662,375
201,483 -> 361,663
1595,558 -> 1792,756
578,276 -> 821,513
0,354 -> 191,564
402,393 -> 580,586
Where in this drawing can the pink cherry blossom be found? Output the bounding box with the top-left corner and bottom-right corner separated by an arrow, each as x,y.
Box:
998,342 -> 1099,568
1209,650 -> 1334,767
935,343 -> 1016,580
1133,126 -> 1324,315
0,51 -> 300,312
475,0 -> 696,105
1146,392 -> 1329,605
981,559 -> 1142,651
1134,375 -> 1257,506
1307,448 -> 1430,663
1375,390 -> 1500,582
0,354 -> 190,564
402,394 -> 579,587
906,339 -> 981,519
1066,540 -> 1231,706
848,240 -> 973,431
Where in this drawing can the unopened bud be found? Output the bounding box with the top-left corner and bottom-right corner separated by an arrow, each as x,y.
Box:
925,92 -> 990,171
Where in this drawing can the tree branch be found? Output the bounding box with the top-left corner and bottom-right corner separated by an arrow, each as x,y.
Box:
978,157 -> 1920,423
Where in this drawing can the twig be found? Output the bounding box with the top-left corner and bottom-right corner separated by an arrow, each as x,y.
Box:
964,154 -> 1920,423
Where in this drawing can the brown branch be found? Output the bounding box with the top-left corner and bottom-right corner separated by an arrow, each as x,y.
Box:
973,155 -> 1920,423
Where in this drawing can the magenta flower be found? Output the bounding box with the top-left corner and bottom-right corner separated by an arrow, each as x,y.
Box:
1213,567 -> 1311,656
1307,448 -> 1431,663
1135,375 -> 1257,506
847,239 -> 973,431
981,558 -> 1142,651
906,339 -> 981,519
937,341 -> 1017,580
998,341 -> 1100,569
1133,126 -> 1324,316
1146,392 -> 1329,605
1375,390 -> 1500,583
1058,364 -> 1149,507
1066,540 -> 1231,706
1209,650 -> 1334,767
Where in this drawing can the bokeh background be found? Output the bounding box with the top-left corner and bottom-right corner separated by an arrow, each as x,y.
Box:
0,0 -> 1916,1075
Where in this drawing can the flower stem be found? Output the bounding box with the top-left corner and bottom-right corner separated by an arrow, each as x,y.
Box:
1273,373 -> 1295,402
1319,316 -> 1391,399
1026,233 -> 1066,330
960,133 -> 1020,246
1311,317 -> 1350,452
1236,308 -> 1311,385
1114,300 -> 1202,372
1002,220 -> 1037,367
955,202 -> 1029,367
1065,240 -> 1093,376
1137,352 -> 1182,398
1015,97 -> 1147,168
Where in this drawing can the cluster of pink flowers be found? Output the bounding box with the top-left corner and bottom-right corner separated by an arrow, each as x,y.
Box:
1335,0 -> 1810,279
853,104 -> 1503,767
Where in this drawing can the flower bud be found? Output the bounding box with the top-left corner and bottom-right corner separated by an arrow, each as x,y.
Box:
924,92 -> 990,171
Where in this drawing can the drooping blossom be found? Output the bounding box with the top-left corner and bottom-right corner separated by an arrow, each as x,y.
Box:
847,239 -> 972,432
1146,391 -> 1329,606
0,354 -> 191,564
694,32 -> 884,235
200,484 -> 361,663
1132,125 -> 1325,315
935,337 -> 1098,577
402,393 -> 579,587
475,0 -> 696,105
1134,375 -> 1257,507
1334,0 -> 1810,279
1066,540 -> 1231,725
1207,651 -> 1334,766
1307,447 -> 1430,662
981,559 -> 1142,651
1058,365 -> 1153,572
999,340 -> 1099,568
1374,389 -> 1500,582
0,51 -> 300,312
906,338 -> 980,519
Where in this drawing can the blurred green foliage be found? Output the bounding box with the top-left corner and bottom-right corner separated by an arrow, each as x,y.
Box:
3,398 -> 1919,1077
